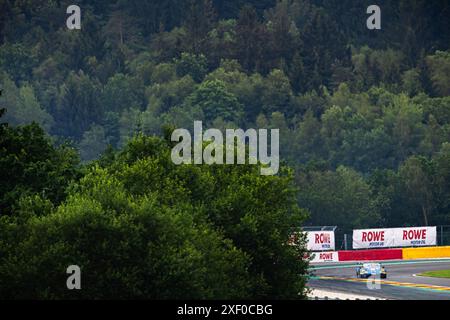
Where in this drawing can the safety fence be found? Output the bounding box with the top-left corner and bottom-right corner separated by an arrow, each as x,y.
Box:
335,225 -> 450,250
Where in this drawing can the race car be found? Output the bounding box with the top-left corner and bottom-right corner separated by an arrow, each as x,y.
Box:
356,262 -> 387,279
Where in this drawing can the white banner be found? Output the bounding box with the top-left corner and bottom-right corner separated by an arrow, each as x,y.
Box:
352,226 -> 436,249
309,251 -> 339,263
306,231 -> 335,251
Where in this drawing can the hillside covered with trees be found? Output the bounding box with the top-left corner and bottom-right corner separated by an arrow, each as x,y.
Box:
0,0 -> 450,298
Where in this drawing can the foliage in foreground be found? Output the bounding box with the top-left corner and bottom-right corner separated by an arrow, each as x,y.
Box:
0,124 -> 309,299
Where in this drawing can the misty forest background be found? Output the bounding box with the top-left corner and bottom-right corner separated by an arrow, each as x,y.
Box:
0,0 -> 449,299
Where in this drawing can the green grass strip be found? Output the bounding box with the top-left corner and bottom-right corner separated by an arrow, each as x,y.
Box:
418,270 -> 450,279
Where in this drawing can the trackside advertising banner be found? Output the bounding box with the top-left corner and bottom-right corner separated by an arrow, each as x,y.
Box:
306,231 -> 335,251
309,251 -> 339,263
352,226 -> 436,249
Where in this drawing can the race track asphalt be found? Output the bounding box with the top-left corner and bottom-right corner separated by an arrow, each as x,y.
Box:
308,259 -> 450,300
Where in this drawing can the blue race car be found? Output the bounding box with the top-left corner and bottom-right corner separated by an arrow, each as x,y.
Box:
356,262 -> 387,279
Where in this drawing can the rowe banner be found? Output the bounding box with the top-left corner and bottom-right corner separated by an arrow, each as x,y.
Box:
309,251 -> 339,263
306,231 -> 335,251
352,226 -> 437,249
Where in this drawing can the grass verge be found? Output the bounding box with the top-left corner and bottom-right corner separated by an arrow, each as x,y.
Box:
418,270 -> 450,279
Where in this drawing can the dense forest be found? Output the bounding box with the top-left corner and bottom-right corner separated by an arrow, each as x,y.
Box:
0,0 -> 450,298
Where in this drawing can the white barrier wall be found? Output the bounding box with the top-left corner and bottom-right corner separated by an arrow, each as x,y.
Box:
309,251 -> 339,263
352,226 -> 436,249
306,231 -> 335,251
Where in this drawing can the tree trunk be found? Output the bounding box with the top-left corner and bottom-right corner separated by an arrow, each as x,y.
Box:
421,205 -> 428,226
